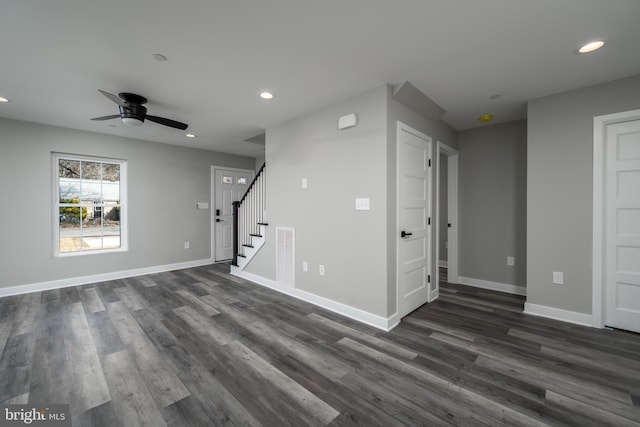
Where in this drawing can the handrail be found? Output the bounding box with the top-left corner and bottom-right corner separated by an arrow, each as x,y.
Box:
239,163 -> 265,205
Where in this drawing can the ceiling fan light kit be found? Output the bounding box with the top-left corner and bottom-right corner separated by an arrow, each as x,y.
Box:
91,90 -> 188,130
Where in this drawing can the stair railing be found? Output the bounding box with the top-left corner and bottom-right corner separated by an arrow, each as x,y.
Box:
232,163 -> 266,266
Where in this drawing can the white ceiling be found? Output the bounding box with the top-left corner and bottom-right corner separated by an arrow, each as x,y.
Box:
1,0 -> 639,157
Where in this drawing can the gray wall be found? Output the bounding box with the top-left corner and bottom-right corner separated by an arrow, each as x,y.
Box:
0,118 -> 255,288
459,120 -> 527,287
527,74 -> 640,314
246,85 -> 390,316
439,153 -> 448,263
247,83 -> 458,318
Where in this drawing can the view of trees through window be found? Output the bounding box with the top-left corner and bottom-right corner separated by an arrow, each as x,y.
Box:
56,156 -> 124,254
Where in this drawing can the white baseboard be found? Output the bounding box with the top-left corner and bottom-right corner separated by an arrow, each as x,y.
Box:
524,303 -> 593,327
231,267 -> 398,332
438,261 -> 448,268
458,276 -> 527,296
0,258 -> 214,298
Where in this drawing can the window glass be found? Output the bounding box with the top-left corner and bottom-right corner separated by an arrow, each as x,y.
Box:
53,154 -> 126,256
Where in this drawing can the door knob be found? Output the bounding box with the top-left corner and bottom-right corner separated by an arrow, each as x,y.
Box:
401,231 -> 412,238
216,219 -> 222,222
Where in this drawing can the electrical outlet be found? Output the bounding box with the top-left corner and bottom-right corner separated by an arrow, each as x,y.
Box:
184,241 -> 190,249
553,271 -> 564,285
507,256 -> 515,266
319,265 -> 325,276
302,261 -> 308,272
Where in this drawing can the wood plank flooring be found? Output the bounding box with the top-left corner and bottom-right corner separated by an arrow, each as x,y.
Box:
1,264 -> 639,426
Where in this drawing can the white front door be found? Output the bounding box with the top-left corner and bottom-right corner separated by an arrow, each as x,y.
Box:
397,123 -> 432,318
214,168 -> 253,261
605,119 -> 640,333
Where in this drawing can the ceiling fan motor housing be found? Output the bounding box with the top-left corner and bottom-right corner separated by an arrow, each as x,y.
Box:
119,104 -> 147,124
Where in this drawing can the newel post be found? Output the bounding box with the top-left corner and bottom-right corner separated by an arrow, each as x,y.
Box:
232,201 -> 240,266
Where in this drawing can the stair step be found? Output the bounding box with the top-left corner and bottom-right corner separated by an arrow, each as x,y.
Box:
249,234 -> 262,238
257,222 -> 269,226
237,254 -> 246,258
242,244 -> 254,248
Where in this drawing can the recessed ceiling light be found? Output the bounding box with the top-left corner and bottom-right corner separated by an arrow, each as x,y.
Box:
259,91 -> 274,100
577,40 -> 604,54
153,53 -> 168,61
185,133 -> 196,138
478,114 -> 493,123
0,96 -> 9,103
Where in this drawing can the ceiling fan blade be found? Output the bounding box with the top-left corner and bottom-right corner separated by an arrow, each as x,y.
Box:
91,115 -> 121,121
146,115 -> 189,130
98,89 -> 127,107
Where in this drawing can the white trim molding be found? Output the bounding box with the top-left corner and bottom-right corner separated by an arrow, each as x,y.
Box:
524,303 -> 593,327
458,276 -> 526,296
0,258 -> 214,298
232,267 -> 399,332
592,109 -> 640,329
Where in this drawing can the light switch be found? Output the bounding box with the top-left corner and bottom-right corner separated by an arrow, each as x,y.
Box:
355,198 -> 370,211
196,202 -> 209,209
302,178 -> 308,189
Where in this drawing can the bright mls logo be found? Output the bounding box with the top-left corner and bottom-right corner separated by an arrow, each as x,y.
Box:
0,405 -> 70,427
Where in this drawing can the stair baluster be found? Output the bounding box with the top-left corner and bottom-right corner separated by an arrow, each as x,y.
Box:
232,164 -> 266,267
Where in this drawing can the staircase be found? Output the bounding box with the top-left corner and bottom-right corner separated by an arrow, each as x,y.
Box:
232,163 -> 267,270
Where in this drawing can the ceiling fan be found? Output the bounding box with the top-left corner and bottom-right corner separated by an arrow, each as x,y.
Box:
91,90 -> 188,130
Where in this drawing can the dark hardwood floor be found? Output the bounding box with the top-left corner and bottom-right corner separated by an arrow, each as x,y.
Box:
1,264 -> 639,426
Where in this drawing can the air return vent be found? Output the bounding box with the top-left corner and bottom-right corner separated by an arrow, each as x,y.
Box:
276,227 -> 295,286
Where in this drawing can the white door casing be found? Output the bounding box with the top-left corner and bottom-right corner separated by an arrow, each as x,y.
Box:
212,167 -> 253,262
604,119 -> 640,333
397,122 -> 432,318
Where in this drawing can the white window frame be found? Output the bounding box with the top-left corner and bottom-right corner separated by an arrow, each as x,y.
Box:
52,152 -> 128,257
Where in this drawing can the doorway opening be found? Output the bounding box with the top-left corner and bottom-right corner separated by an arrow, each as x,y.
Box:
592,109 -> 640,333
436,142 -> 459,296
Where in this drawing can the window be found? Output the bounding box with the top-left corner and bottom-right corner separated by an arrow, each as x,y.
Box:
53,153 -> 127,256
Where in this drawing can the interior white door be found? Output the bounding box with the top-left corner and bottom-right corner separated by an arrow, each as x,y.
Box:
398,123 -> 432,318
214,168 -> 253,261
605,119 -> 640,333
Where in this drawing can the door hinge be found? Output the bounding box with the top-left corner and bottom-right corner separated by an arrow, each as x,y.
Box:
428,159 -> 431,167
428,217 -> 431,225
428,274 -> 431,283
